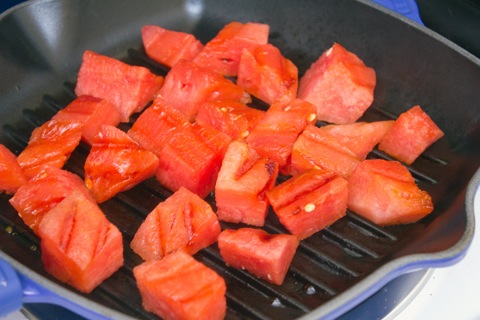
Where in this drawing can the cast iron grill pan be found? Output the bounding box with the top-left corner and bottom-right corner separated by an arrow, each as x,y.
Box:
1,0 -> 479,319
0,47 -> 462,319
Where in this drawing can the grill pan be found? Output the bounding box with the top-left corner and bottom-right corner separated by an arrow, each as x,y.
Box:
1,0 -> 480,319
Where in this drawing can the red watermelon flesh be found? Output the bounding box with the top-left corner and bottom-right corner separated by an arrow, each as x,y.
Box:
133,250 -> 226,320
75,50 -> 164,122
38,190 -> 124,293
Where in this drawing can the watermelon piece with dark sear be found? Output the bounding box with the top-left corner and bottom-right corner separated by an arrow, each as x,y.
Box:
215,140 -> 278,226
130,187 -> 221,261
16,119 -> 83,179
267,167 -> 348,240
52,95 -> 121,146
290,124 -> 361,178
9,165 -> 94,234
84,125 -> 159,203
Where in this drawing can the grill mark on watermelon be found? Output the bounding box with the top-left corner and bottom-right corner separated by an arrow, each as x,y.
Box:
183,202 -> 195,242
93,220 -> 110,257
61,202 -> 77,253
155,207 -> 166,258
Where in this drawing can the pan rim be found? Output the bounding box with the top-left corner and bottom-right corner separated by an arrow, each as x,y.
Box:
0,0 -> 478,319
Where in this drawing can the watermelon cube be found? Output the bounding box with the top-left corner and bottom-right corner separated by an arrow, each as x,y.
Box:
218,228 -> 299,285
133,250 -> 226,320
378,105 -> 444,164
298,42 -> 376,124
75,50 -> 164,122
130,187 -> 221,261
38,190 -> 124,293
267,167 -> 348,240
142,25 -> 204,68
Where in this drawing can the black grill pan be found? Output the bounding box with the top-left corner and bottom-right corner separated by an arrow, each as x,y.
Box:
1,0 -> 479,319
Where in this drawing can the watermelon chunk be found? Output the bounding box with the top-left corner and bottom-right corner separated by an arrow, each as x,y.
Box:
142,25 -> 204,68
298,43 -> 376,124
130,187 -> 221,261
347,159 -> 434,225
290,124 -> 361,178
319,120 -> 394,160
133,250 -> 226,320
127,96 -> 190,154
84,125 -> 159,203
52,95 -> 121,145
378,105 -> 445,164
218,228 -> 299,285
9,165 -> 94,234
267,167 -> 348,240
195,100 -> 265,140
0,144 -> 28,194
237,43 -> 298,104
158,59 -> 251,121
16,119 -> 83,179
128,97 -> 228,197
75,50 -> 164,122
215,140 -> 278,226
246,98 -> 317,173
38,190 -> 123,293
193,21 -> 270,77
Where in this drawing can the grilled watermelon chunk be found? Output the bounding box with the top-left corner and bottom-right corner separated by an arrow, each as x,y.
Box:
237,43 -> 298,104
16,119 -> 83,179
348,159 -> 434,225
9,165 -> 94,234
267,167 -> 348,240
0,144 -> 28,194
84,125 -> 159,203
215,140 -> 278,226
38,190 -> 123,293
133,250 -> 226,320
52,95 -> 121,145
130,187 -> 221,261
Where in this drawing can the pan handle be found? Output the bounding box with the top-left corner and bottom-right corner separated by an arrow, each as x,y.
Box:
372,0 -> 424,25
0,258 -> 23,316
0,258 -> 110,320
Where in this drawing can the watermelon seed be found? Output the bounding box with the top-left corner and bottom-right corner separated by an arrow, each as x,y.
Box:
304,203 -> 316,212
